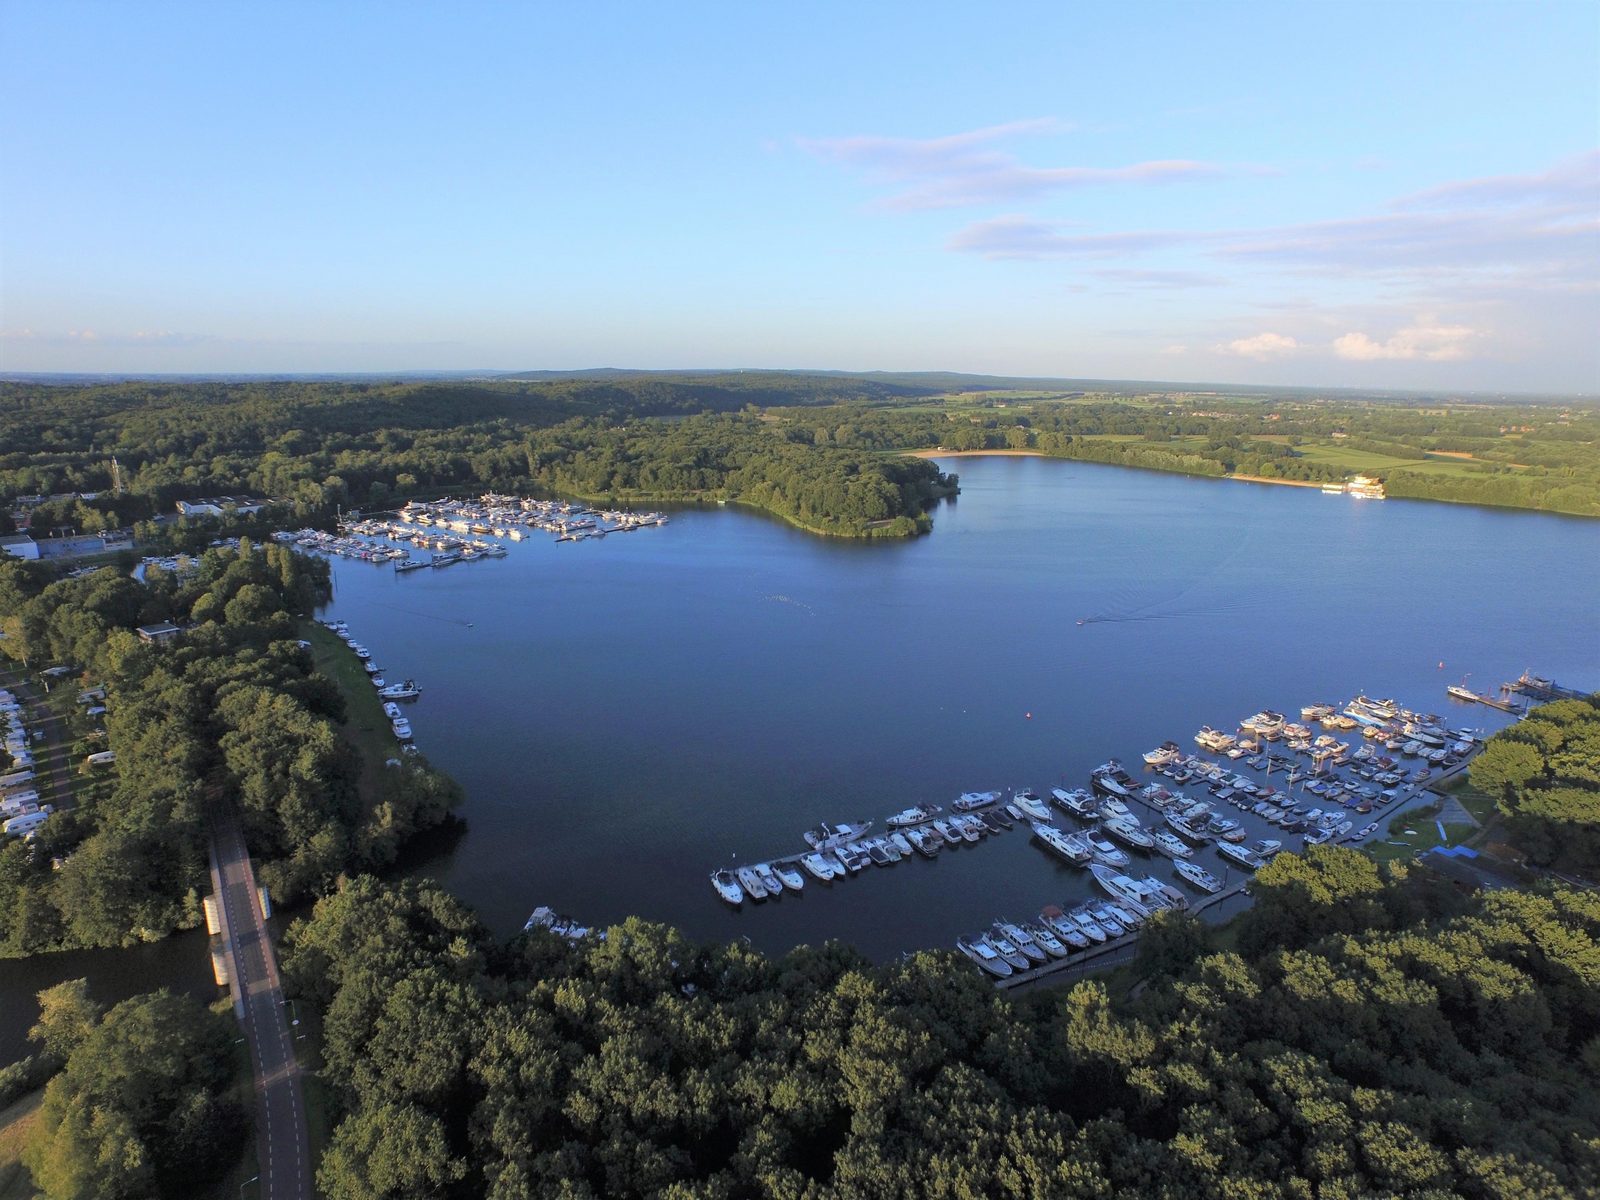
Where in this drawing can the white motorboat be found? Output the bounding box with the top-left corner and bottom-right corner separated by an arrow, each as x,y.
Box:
958,937 -> 1013,978
735,865 -> 768,900
390,718 -> 413,740
886,803 -> 942,828
800,853 -> 837,881
1052,788 -> 1100,819
995,921 -> 1047,964
755,863 -> 785,895
1011,790 -> 1052,821
1031,821 -> 1092,866
382,701 -> 402,719
1152,831 -> 1194,859
1026,922 -> 1071,958
1039,905 -> 1091,949
1174,860 -> 1223,893
1215,841 -> 1265,870
1142,741 -> 1182,766
1103,816 -> 1154,850
888,832 -> 914,858
984,930 -> 1030,971
773,862 -> 805,891
710,869 -> 744,904
952,790 -> 1001,812
1084,832 -> 1130,869
377,680 -> 421,700
803,820 -> 873,850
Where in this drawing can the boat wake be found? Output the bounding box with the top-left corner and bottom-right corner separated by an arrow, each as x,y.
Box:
766,594 -> 817,617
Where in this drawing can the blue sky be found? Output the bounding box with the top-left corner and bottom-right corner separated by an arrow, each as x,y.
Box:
2,2 -> 1596,390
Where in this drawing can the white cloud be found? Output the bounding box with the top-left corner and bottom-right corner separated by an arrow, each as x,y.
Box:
1218,332 -> 1299,360
1332,321 -> 1480,361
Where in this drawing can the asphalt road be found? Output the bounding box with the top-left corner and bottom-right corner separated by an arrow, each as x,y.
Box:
210,818 -> 312,1200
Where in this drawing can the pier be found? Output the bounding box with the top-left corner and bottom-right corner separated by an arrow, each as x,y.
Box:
1503,671 -> 1589,702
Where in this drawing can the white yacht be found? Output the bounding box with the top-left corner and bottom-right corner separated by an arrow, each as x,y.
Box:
1011,790 -> 1052,821
957,937 -> 1014,978
1174,860 -> 1223,893
1031,821 -> 1092,866
1142,741 -> 1182,767
952,790 -> 1001,812
1215,842 -> 1265,870
1103,817 -> 1154,850
710,869 -> 744,905
800,853 -> 838,882
1084,833 -> 1130,869
735,865 -> 768,900
886,803 -> 941,828
390,717 -> 413,740
1152,831 -> 1194,859
773,862 -> 805,891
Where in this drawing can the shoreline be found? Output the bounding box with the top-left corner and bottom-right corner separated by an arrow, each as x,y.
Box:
907,449 -> 1324,490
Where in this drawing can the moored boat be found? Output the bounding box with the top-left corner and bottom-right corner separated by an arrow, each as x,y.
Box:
1031,821 -> 1092,866
1215,841 -> 1265,870
886,803 -> 942,828
958,937 -> 1014,978
710,869 -> 744,905
1174,859 -> 1223,893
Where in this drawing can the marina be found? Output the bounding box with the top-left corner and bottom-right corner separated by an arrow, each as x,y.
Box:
707,682 -> 1498,982
301,455 -> 1598,967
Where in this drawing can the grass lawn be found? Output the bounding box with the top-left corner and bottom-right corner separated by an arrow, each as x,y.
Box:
305,623 -> 402,820
0,1090 -> 42,1200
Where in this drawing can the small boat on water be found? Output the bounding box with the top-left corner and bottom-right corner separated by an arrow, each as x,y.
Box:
958,937 -> 1014,978
984,930 -> 1030,971
995,921 -> 1047,964
378,680 -> 422,700
1026,922 -> 1071,958
888,832 -> 914,858
952,790 -> 1001,812
710,869 -> 744,905
1143,741 -> 1182,767
755,863 -> 785,894
390,717 -> 413,740
804,820 -> 873,850
1215,841 -> 1265,870
1032,821 -> 1092,866
1011,790 -> 1051,821
906,826 -> 941,857
1174,859 -> 1223,893
773,862 -> 805,891
1039,905 -> 1090,949
800,852 -> 838,881
1052,788 -> 1100,819
1249,839 -> 1282,859
886,803 -> 942,828
735,865 -> 768,900
1103,816 -> 1154,850
1152,830 -> 1194,859
1084,832 -> 1130,869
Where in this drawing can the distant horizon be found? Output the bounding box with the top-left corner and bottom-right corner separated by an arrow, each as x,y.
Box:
0,365 -> 1591,402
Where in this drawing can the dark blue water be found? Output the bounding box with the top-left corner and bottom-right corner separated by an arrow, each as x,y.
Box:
299,458 -> 1598,961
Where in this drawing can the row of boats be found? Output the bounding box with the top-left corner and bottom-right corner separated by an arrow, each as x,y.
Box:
957,863 -> 1191,978
319,619 -> 423,746
398,495 -> 668,542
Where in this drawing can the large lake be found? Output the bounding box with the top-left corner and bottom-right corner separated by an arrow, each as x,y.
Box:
4,458 -> 1595,1063
325,457 -> 1597,959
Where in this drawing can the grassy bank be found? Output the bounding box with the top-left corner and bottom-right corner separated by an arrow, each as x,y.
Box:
304,624 -> 401,821
0,1090 -> 41,1200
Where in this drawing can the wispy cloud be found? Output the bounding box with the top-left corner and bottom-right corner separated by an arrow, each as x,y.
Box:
945,150 -> 1599,290
946,215 -> 1196,260
799,120 -> 1231,210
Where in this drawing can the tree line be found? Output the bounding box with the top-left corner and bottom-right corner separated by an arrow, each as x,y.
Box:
1470,696 -> 1600,874
281,848 -> 1599,1199
0,543 -> 460,956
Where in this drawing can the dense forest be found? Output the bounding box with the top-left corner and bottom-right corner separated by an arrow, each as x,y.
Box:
1470,696 -> 1600,874
2,376 -> 1594,539
283,851 -> 1599,1199
0,544 -> 460,956
15,981 -> 242,1199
